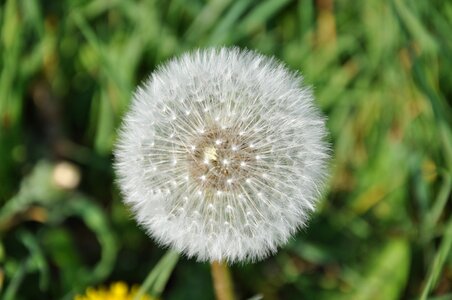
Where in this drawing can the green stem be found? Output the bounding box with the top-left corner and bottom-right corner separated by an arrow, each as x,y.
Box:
133,250 -> 179,300
420,216 -> 452,300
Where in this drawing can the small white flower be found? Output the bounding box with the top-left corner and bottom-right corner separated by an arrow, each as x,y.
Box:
114,48 -> 330,263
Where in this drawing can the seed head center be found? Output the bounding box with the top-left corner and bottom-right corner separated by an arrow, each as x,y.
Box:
188,126 -> 256,192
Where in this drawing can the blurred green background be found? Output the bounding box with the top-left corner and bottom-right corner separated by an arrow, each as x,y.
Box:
0,0 -> 451,299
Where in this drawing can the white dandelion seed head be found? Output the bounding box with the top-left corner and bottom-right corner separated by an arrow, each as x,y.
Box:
114,47 -> 330,263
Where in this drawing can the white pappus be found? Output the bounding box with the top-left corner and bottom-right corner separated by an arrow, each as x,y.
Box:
114,47 -> 330,263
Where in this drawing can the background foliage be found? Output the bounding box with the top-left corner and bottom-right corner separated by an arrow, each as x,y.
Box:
0,0 -> 451,299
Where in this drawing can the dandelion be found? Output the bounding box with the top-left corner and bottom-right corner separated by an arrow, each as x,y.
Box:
114,48 -> 329,263
74,282 -> 153,300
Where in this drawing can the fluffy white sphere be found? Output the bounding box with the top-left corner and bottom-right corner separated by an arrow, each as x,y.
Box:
114,48 -> 329,263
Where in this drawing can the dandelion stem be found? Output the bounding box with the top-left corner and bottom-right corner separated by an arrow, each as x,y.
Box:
210,261 -> 235,300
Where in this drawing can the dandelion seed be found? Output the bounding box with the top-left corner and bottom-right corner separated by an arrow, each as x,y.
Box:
114,47 -> 330,263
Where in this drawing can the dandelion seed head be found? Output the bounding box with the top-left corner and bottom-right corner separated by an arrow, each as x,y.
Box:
114,47 -> 330,263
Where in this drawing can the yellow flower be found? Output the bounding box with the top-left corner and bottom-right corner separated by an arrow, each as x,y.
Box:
74,281 -> 153,300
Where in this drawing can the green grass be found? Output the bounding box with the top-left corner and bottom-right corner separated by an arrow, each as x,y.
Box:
0,0 -> 451,299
